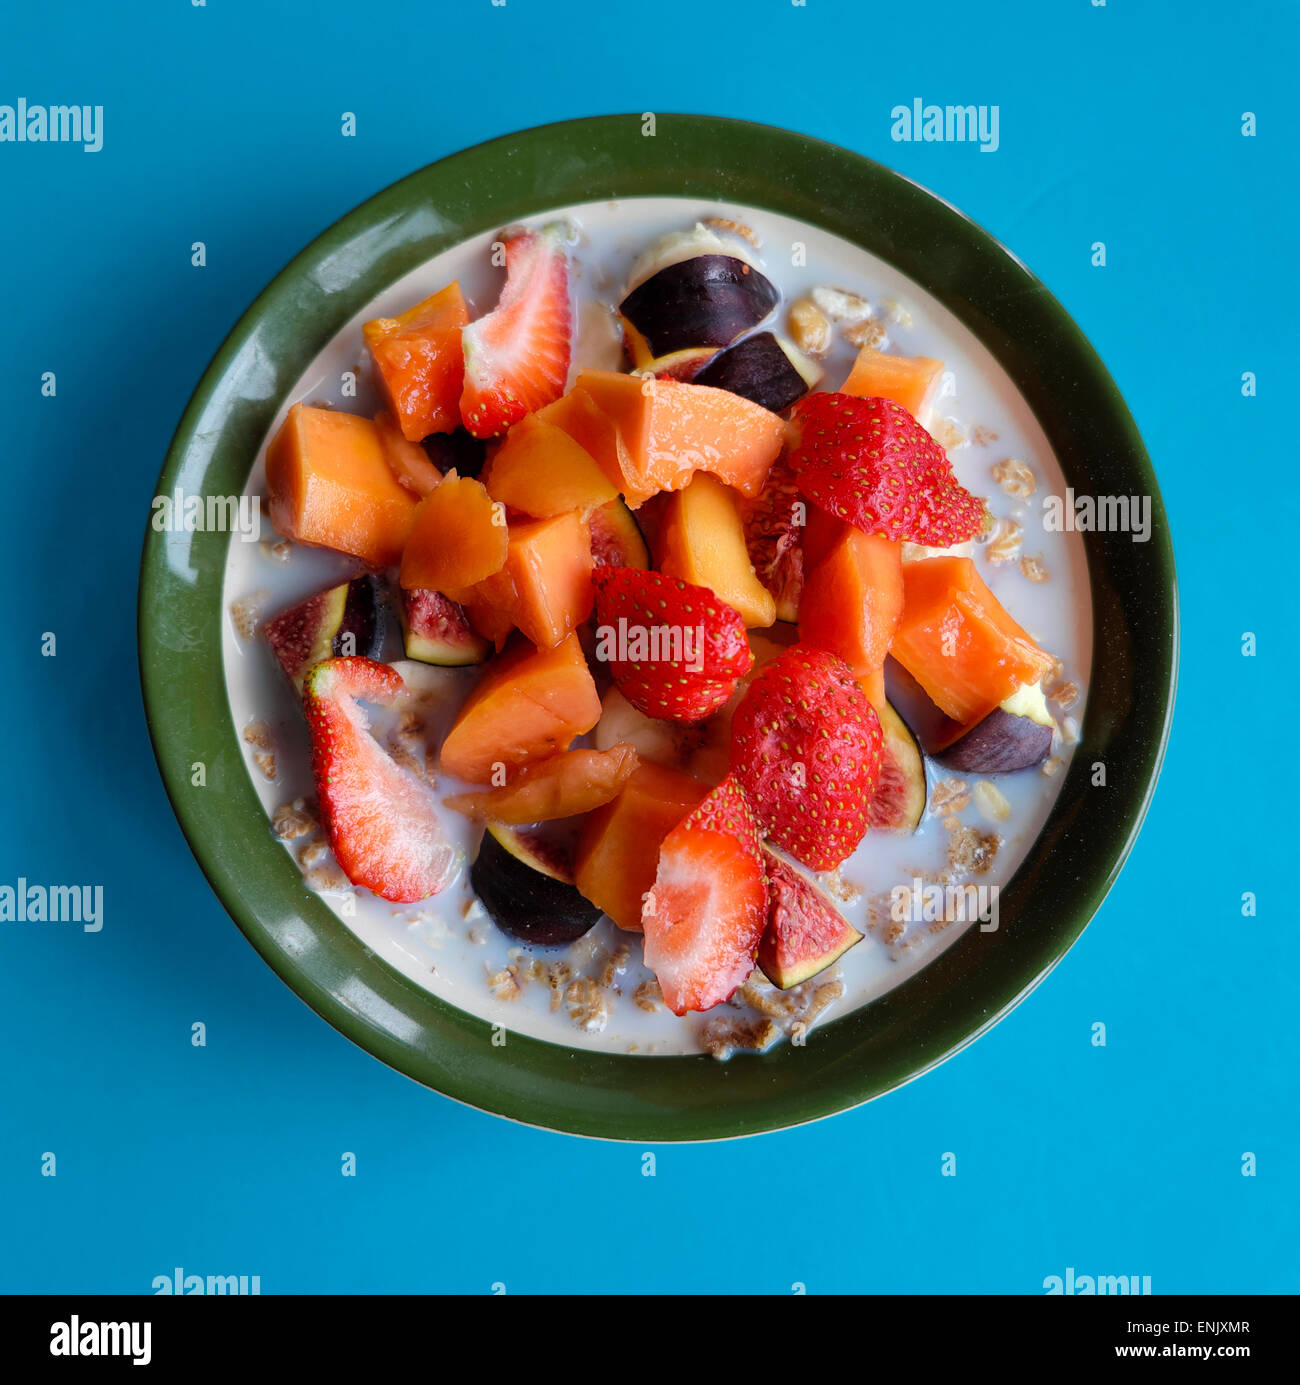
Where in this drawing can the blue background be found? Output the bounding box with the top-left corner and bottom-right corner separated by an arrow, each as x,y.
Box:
2,0 -> 1294,1294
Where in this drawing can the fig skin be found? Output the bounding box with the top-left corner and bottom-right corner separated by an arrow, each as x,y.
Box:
619,254 -> 779,357
471,825 -> 602,947
693,332 -> 814,413
933,708 -> 1053,774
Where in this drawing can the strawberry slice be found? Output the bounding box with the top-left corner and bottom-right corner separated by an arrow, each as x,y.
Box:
787,391 -> 988,546
642,775 -> 768,1014
592,566 -> 753,723
460,225 -> 572,438
302,657 -> 459,902
729,645 -> 882,871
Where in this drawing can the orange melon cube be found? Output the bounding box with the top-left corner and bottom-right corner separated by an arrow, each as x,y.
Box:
799,509 -> 904,687
574,370 -> 784,505
373,410 -> 442,497
574,762 -> 709,931
265,403 -> 418,567
399,475 -> 508,592
444,744 -> 640,824
892,557 -> 1056,723
439,634 -> 601,784
482,414 -> 618,517
656,472 -> 776,628
505,511 -> 595,649
364,282 -> 469,440
840,345 -> 943,423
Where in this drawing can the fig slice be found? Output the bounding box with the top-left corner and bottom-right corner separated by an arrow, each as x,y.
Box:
757,848 -> 862,989
471,823 -> 602,947
693,331 -> 822,413
868,702 -> 927,833
619,254 -> 779,358
886,656 -> 1055,774
263,574 -> 387,691
399,587 -> 491,667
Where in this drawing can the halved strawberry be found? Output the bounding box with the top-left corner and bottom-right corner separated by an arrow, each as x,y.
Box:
592,566 -> 753,723
642,775 -> 768,1014
787,391 -> 987,546
729,644 -> 882,871
302,657 -> 459,902
460,225 -> 572,438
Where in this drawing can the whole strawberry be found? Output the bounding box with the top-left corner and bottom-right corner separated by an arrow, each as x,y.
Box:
787,391 -> 987,545
592,567 -> 753,723
729,645 -> 882,870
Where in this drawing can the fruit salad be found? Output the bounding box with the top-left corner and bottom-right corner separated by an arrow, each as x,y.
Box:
225,203 -> 1088,1058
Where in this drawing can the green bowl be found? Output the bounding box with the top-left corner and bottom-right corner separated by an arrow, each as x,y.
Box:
138,114 -> 1177,1140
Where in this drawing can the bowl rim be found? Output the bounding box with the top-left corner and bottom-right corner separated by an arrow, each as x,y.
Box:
138,113 -> 1178,1141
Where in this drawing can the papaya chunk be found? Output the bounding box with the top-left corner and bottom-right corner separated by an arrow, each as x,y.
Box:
657,472 -> 776,628
483,414 -> 618,517
444,744 -> 639,823
265,403 -> 418,567
840,345 -> 944,423
364,282 -> 469,440
891,556 -> 1055,724
439,633 -> 601,784
574,762 -> 709,932
399,475 -> 508,592
799,508 -> 903,696
374,410 -> 442,497
574,370 -> 784,505
505,511 -> 594,649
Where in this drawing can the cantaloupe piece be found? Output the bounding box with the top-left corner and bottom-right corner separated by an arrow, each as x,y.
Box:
799,508 -> 903,697
374,410 -> 442,497
482,414 -> 618,517
364,282 -> 469,440
399,475 -> 508,592
574,762 -> 709,932
444,744 -> 639,823
574,370 -> 784,504
892,556 -> 1056,724
656,472 -> 776,628
538,387 -> 638,502
841,345 -> 943,424
456,567 -> 518,650
439,633 -> 601,784
265,403 -> 418,567
505,511 -> 595,649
